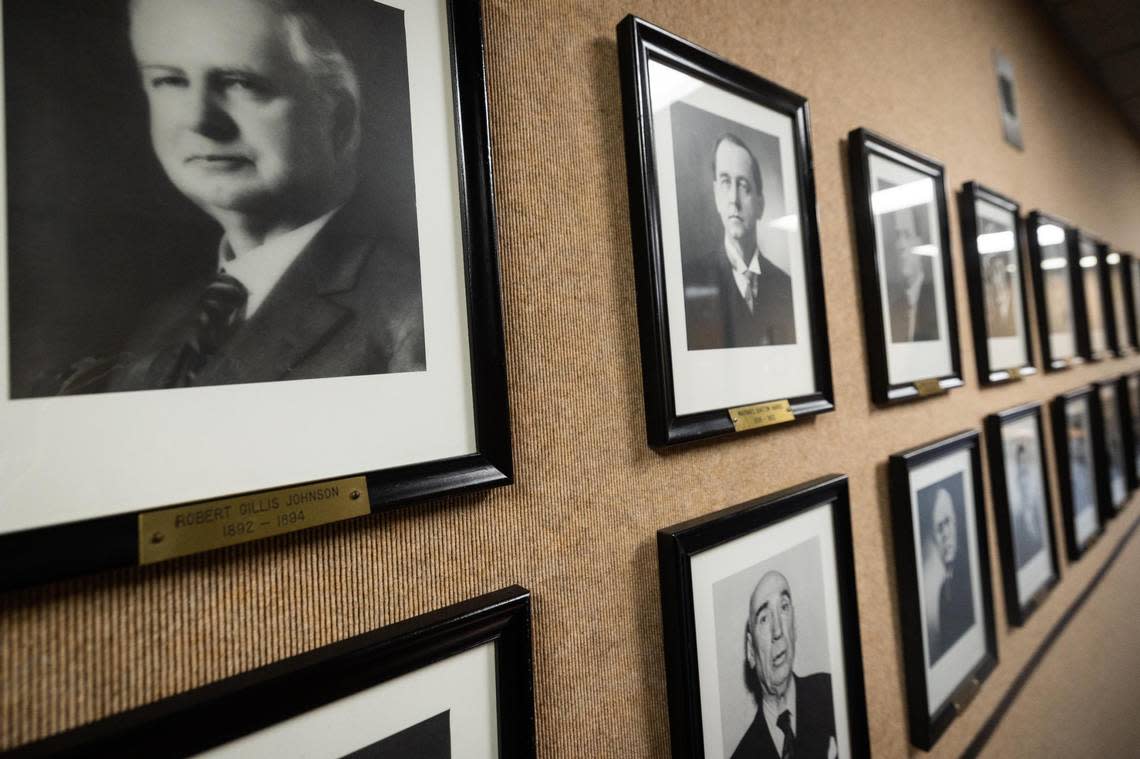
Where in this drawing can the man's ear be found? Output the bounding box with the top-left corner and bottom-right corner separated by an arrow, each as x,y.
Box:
744,628 -> 755,669
330,92 -> 361,161
756,193 -> 765,221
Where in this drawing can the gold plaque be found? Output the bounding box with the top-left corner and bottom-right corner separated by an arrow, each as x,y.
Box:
914,378 -> 946,397
729,400 -> 795,432
951,676 -> 982,713
138,476 -> 370,565
1007,367 -> 1022,380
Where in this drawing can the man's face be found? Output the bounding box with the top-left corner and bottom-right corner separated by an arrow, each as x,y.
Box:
130,0 -> 345,222
932,491 -> 957,567
893,208 -> 924,285
713,140 -> 762,245
745,572 -> 796,699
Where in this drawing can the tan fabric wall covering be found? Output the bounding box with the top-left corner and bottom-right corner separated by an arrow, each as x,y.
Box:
3,0 -> 1140,756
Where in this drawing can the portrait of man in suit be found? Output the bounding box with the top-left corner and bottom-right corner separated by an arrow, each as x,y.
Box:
681,132 -> 796,351
1008,441 -> 1045,569
24,0 -> 425,395
980,219 -> 1018,339
880,196 -> 939,344
731,571 -> 836,759
920,482 -> 975,664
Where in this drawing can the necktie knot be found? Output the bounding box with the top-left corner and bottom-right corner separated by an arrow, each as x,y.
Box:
777,709 -> 795,759
162,273 -> 249,387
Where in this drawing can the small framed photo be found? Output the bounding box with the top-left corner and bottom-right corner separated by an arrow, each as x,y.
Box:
0,0 -> 512,589
888,431 -> 997,750
1096,380 -> 1130,518
1104,248 -> 1135,356
958,183 -> 1036,384
1071,229 -> 1111,361
1026,211 -> 1082,371
1128,254 -> 1140,349
983,403 -> 1060,626
848,129 -> 963,404
1050,386 -> 1105,560
617,16 -> 834,447
1120,372 -> 1140,490
6,586 -> 534,757
657,475 -> 870,759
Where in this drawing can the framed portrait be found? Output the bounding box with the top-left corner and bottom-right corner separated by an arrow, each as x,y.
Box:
848,128 -> 963,404
1119,372 -> 1140,490
1105,249 -> 1135,355
657,475 -> 870,759
617,16 -> 833,447
1130,255 -> 1140,350
6,586 -> 534,758
1049,386 -> 1105,560
888,430 -> 997,750
957,183 -> 1035,385
1096,380 -> 1130,519
1070,229 -> 1111,361
1026,211 -> 1081,371
0,0 -> 511,589
983,403 -> 1060,627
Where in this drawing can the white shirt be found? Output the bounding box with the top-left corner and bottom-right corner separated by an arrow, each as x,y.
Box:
761,676 -> 797,755
218,208 -> 340,318
723,236 -> 763,302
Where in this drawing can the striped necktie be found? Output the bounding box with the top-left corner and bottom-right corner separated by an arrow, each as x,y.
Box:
162,272 -> 248,387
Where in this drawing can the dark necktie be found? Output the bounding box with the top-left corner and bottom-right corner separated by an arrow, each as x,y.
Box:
744,269 -> 760,313
162,273 -> 248,387
777,709 -> 795,759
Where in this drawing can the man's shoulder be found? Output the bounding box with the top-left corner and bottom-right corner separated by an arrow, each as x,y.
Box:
730,709 -> 774,759
797,672 -> 833,702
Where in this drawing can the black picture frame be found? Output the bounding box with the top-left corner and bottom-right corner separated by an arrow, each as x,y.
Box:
982,403 -> 1060,627
0,0 -> 512,591
1095,379 -> 1130,519
957,182 -> 1036,385
1102,246 -> 1134,357
1119,372 -> 1140,491
617,15 -> 834,447
1116,252 -> 1140,352
1049,386 -> 1106,560
1026,210 -> 1083,372
1069,228 -> 1111,362
888,430 -> 998,750
657,475 -> 871,759
6,585 -> 535,758
847,128 -> 964,404
1128,254 -> 1140,350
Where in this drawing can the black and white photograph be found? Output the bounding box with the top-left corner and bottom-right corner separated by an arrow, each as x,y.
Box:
959,183 -> 1035,384
984,404 -> 1060,626
1098,381 -> 1129,517
6,586 -> 535,757
1106,250 -> 1134,355
1027,211 -> 1080,370
1051,388 -> 1104,560
1124,373 -> 1140,487
1131,256 -> 1140,350
848,129 -> 963,404
618,16 -> 834,446
889,431 -> 997,750
1073,230 -> 1110,360
657,476 -> 870,759
0,0 -> 512,587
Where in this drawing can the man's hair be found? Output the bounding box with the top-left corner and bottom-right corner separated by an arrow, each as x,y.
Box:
712,132 -> 763,195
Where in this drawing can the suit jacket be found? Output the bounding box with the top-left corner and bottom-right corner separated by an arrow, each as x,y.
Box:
931,560 -> 974,664
106,197 -> 425,392
888,278 -> 938,343
730,673 -> 835,759
684,249 -> 796,350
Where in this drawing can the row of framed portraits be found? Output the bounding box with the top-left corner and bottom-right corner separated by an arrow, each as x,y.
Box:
658,373 -> 1138,755
618,15 -> 1140,444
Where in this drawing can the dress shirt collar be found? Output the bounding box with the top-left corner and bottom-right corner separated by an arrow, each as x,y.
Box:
218,207 -> 340,317
761,675 -> 797,755
724,236 -> 763,277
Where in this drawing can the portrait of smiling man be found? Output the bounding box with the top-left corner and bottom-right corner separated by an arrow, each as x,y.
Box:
4,0 -> 424,396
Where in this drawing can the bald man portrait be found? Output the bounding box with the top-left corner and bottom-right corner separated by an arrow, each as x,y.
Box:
731,571 -> 837,759
6,0 -> 424,397
921,484 -> 974,663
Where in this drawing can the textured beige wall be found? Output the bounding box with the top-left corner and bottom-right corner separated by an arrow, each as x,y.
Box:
4,0 -> 1140,756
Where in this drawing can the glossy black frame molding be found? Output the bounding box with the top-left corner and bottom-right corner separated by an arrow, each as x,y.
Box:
888,430 -> 998,751
656,475 -> 870,759
1025,210 -> 1083,372
958,183 -> 1037,385
1119,372 -> 1140,490
7,586 -> 535,758
1125,254 -> 1140,350
982,403 -> 1061,627
1068,228 -> 1109,362
617,15 -> 834,447
0,0 -> 511,592
1049,386 -> 1107,561
848,128 -> 964,404
1102,246 -> 1133,357
1095,379 -> 1130,519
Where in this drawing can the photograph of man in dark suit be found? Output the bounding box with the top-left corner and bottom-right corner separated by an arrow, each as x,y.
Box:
682,133 -> 796,351
731,571 -> 836,759
1008,442 -> 1045,569
980,218 -> 1018,339
881,199 -> 939,344
922,485 -> 974,664
43,0 -> 424,394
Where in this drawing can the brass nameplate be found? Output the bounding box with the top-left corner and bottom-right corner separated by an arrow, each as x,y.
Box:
729,400 -> 795,432
951,676 -> 982,713
914,378 -> 946,397
138,476 -> 369,565
1007,366 -> 1022,380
